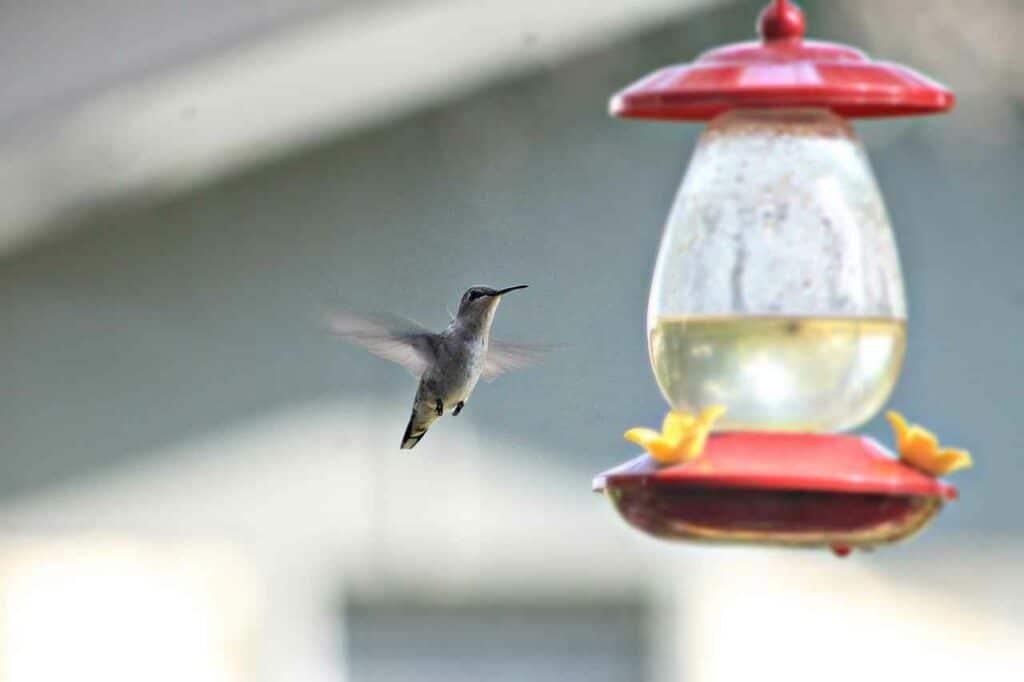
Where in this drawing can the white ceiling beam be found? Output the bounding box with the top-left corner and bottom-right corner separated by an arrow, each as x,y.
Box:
0,0 -> 723,255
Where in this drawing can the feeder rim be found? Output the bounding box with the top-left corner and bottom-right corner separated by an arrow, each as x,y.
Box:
594,433 -> 959,500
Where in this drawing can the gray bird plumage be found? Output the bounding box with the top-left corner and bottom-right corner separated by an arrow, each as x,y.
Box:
327,285 -> 542,449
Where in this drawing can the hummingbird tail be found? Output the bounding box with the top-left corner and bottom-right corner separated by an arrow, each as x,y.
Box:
401,410 -> 429,450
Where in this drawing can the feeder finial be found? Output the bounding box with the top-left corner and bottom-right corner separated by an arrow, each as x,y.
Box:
758,0 -> 805,42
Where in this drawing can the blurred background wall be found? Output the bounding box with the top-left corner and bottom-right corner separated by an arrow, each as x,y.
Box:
0,1 -> 1021,681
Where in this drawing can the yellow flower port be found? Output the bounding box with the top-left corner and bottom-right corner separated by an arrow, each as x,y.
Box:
623,406 -> 726,464
886,411 -> 972,477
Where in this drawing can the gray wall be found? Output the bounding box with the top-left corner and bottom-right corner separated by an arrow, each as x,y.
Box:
1,0 -> 1020,536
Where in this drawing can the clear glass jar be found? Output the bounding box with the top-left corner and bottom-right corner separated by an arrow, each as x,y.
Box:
647,108 -> 906,432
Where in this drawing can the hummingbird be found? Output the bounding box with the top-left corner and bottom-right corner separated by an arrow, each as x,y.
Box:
327,285 -> 542,449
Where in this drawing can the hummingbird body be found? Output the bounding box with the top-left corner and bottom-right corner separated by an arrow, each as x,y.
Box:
402,329 -> 484,448
328,285 -> 538,449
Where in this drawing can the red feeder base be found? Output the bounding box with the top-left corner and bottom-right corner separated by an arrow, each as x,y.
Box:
593,433 -> 957,555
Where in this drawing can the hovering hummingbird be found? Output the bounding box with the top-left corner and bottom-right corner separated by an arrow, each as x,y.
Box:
327,285 -> 542,449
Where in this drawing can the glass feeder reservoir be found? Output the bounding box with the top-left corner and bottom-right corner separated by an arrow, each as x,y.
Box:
648,106 -> 905,433
594,0 -> 959,554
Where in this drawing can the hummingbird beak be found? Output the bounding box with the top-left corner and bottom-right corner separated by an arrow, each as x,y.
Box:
492,284 -> 528,296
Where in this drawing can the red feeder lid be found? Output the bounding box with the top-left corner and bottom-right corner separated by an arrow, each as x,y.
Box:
594,432 -> 957,500
611,0 -> 954,121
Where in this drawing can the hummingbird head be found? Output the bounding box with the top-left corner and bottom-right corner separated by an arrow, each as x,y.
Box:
456,284 -> 528,323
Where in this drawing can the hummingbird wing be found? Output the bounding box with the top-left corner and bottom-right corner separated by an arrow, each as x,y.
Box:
326,311 -> 439,377
481,341 -> 551,381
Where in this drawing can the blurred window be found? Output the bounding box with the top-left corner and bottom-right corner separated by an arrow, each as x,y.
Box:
345,597 -> 649,682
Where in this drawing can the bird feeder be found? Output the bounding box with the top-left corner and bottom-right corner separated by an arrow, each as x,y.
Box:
593,0 -> 965,555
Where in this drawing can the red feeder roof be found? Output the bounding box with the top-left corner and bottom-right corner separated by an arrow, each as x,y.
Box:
610,0 -> 954,121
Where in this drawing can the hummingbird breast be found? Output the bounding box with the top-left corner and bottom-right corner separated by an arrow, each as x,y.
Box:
433,333 -> 485,407
450,345 -> 485,403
